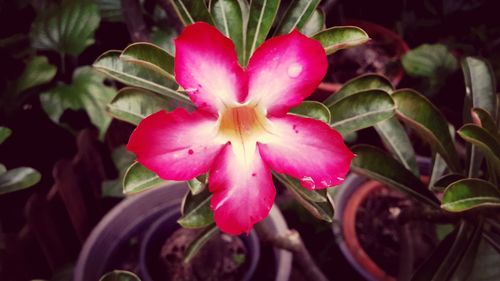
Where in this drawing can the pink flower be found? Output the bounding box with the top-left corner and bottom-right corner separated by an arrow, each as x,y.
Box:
127,22 -> 354,235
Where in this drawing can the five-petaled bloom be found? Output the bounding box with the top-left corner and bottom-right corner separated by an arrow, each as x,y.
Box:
127,22 -> 354,235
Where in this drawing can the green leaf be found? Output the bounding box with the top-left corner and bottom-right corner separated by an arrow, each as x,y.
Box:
274,173 -> 327,203
442,179 -> 500,212
0,167 -> 41,195
312,26 -> 370,56
30,0 -> 100,55
449,220 -> 485,281
466,238 -> 500,281
402,44 -> 457,78
393,89 -> 460,172
428,153 -> 448,188
274,0 -> 320,35
472,108 -> 499,139
329,90 -> 395,136
16,56 -> 57,93
244,0 -> 280,65
430,174 -> 464,193
0,127 -> 12,145
211,0 -> 245,65
40,67 -> 117,139
169,0 -> 214,26
458,124 -> 500,177
107,87 -> 179,126
351,145 -> 439,207
151,27 -> 177,54
184,225 -> 219,263
99,270 -> 141,281
289,100 -> 331,123
123,162 -> 166,194
300,8 -> 324,37
323,73 -> 393,107
0,164 -> 6,175
121,43 -> 175,79
102,146 -> 135,198
178,188 -> 214,228
187,176 -> 206,195
93,51 -> 190,104
374,118 -> 419,176
97,0 -> 123,22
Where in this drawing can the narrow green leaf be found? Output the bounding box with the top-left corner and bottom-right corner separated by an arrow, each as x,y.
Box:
449,220 -> 484,281
429,153 -> 448,189
178,188 -> 214,228
123,162 -> 166,194
244,0 -> 280,64
274,172 -> 327,203
211,0 -> 245,64
184,225 -> 219,263
121,42 -> 175,79
430,174 -> 464,193
374,118 -> 419,176
16,56 -> 57,93
289,100 -> 331,123
351,145 -> 439,207
442,178 -> 500,212
187,177 -> 206,195
0,127 -> 12,145
312,26 -> 370,56
93,51 -> 190,103
323,73 -> 393,107
107,87 -> 179,125
40,67 -> 116,139
99,270 -> 141,281
169,0 -> 214,26
472,108 -> 499,139
393,89 -> 460,172
0,167 -> 41,195
300,8 -> 324,37
458,124 -> 500,177
465,238 -> 500,281
274,0 -> 320,35
329,90 -> 395,135
30,0 -> 100,55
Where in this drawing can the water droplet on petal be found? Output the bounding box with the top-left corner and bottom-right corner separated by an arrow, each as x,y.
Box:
320,180 -> 331,187
287,63 -> 303,78
185,87 -> 197,93
301,176 -> 316,189
336,176 -> 345,181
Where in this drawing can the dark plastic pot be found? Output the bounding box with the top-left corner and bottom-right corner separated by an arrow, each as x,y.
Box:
333,157 -> 431,281
74,182 -> 292,281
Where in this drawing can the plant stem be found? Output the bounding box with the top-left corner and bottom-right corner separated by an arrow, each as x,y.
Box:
255,222 -> 329,281
121,0 -> 150,42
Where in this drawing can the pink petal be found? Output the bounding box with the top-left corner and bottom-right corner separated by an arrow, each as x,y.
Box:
175,22 -> 247,114
127,108 -> 224,180
209,144 -> 275,235
246,30 -> 327,116
258,115 -> 354,190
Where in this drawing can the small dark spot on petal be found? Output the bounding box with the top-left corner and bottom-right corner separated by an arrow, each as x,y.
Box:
188,149 -> 194,155
252,173 -> 256,177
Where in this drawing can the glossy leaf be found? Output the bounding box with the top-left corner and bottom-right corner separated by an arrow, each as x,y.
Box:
393,89 -> 460,172
312,26 -> 370,56
244,0 -> 280,64
442,179 -> 500,212
374,118 -> 419,176
93,51 -> 190,103
99,270 -> 141,281
178,188 -> 214,228
458,124 -> 500,176
40,67 -> 117,139
329,90 -> 395,136
187,176 -> 206,195
16,56 -> 57,93
211,0 -> 245,64
289,100 -> 331,123
300,8 -> 324,37
184,225 -> 219,263
402,44 -> 457,78
472,108 -> 499,139
274,172 -> 327,203
449,220 -> 485,281
107,87 -> 177,126
102,146 -> 135,198
123,162 -> 166,194
351,145 -> 439,207
169,0 -> 214,26
0,127 -> 12,145
30,0 -> 100,55
0,167 -> 41,195
428,153 -> 448,188
121,43 -> 175,79
430,173 -> 464,193
274,0 -> 320,35
323,73 -> 393,107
